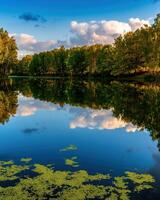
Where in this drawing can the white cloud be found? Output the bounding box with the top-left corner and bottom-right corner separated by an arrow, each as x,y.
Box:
101,20 -> 131,35
17,105 -> 37,117
70,18 -> 150,46
17,95 -> 57,116
129,18 -> 150,32
71,21 -> 90,36
12,33 -> 63,58
70,109 -> 141,133
12,17 -> 150,57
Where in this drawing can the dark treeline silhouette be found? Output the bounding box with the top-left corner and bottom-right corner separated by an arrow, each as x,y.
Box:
14,14 -> 160,77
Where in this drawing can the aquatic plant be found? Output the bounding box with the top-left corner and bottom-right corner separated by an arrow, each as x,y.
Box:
20,158 -> 32,163
60,144 -> 78,152
125,171 -> 155,192
0,159 -> 156,200
65,156 -> 79,167
0,160 -> 29,182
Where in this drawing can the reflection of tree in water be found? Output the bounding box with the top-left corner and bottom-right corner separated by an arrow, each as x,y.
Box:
16,79 -> 160,132
0,79 -> 18,124
109,82 -> 160,150
1,79 -> 160,198
6,78 -> 160,149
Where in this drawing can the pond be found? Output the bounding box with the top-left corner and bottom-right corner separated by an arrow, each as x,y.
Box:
0,78 -> 159,199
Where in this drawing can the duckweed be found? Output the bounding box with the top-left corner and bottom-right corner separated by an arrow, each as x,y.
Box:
0,160 -> 14,165
0,164 -> 29,181
0,159 -> 156,200
60,144 -> 78,152
20,158 -> 32,163
65,156 -> 79,167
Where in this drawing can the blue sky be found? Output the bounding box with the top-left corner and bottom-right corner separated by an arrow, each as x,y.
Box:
0,0 -> 159,56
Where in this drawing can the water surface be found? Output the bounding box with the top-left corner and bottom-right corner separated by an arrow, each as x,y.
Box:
0,78 -> 160,199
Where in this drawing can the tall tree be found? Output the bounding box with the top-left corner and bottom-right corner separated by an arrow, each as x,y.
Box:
0,29 -> 18,75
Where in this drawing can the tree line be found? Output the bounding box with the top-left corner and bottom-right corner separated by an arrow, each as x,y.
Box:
0,14 -> 160,76
13,14 -> 160,77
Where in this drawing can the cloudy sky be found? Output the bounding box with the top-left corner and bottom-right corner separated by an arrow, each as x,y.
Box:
1,0 -> 160,57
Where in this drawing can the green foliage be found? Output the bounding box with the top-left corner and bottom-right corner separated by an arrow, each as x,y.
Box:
29,47 -> 68,76
0,28 -> 18,75
66,47 -> 88,75
13,55 -> 32,75
96,45 -> 115,74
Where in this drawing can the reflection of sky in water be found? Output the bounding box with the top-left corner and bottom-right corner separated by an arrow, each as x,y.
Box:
17,95 -> 140,133
70,108 -> 140,132
0,95 -> 159,178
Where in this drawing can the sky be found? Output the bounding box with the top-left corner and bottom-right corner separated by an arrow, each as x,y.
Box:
0,0 -> 160,57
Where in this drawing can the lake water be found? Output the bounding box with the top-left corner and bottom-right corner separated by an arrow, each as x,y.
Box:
0,78 -> 160,199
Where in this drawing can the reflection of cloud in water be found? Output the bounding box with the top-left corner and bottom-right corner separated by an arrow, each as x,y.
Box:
22,126 -> 47,135
17,95 -> 58,117
22,128 -> 39,134
70,109 -> 140,132
16,95 -> 140,133
126,147 -> 135,153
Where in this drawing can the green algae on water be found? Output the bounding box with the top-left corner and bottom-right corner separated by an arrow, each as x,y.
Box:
60,144 -> 78,152
20,158 -> 32,163
0,159 -> 156,200
65,156 -> 79,167
0,160 -> 14,165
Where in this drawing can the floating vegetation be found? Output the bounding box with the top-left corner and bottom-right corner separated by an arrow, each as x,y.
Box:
0,161 -> 29,182
0,159 -> 156,200
20,158 -> 32,163
125,171 -> 155,193
65,156 -> 79,167
0,160 -> 14,165
60,144 -> 78,152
